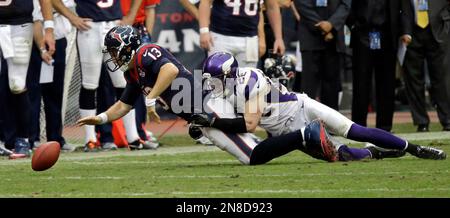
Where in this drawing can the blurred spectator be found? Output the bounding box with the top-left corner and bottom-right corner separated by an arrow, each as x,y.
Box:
199,0 -> 285,68
346,0 -> 408,132
294,0 -> 351,110
0,0 -> 55,157
27,0 -> 77,152
402,0 -> 450,132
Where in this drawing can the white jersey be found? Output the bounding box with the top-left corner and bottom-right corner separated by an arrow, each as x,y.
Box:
228,68 -> 354,137
228,68 -> 304,137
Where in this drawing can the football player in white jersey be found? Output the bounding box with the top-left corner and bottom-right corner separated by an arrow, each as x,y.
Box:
191,52 -> 447,162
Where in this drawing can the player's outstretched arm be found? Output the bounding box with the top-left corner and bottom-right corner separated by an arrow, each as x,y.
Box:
145,63 -> 179,123
76,101 -> 132,126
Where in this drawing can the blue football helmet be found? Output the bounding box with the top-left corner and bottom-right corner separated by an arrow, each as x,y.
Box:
103,25 -> 141,72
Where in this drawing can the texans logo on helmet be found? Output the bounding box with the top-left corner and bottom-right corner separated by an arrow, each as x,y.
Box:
111,27 -> 133,46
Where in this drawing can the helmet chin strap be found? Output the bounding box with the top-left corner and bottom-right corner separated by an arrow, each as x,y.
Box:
118,50 -> 136,72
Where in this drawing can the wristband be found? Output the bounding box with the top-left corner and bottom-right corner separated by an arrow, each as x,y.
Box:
40,47 -> 47,54
97,113 -> 108,124
199,27 -> 209,34
145,98 -> 156,107
43,20 -> 54,30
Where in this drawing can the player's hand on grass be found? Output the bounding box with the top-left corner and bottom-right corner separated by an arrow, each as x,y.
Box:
76,116 -> 102,126
200,32 -> 213,51
147,106 -> 161,124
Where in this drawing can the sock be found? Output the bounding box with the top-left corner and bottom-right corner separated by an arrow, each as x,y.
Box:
122,109 -> 140,142
80,109 -> 97,143
13,91 -> 31,139
249,130 -> 303,165
347,124 -> 407,150
79,88 -> 96,109
338,145 -> 372,161
115,87 -> 124,99
405,142 -> 420,155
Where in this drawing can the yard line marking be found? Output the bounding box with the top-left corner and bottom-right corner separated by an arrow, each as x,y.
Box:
2,170 -> 446,182
3,187 -> 450,197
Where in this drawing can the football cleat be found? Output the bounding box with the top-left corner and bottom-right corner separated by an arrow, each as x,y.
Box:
84,140 -> 98,152
101,142 -> 118,151
60,143 -> 76,153
0,145 -> 13,157
142,140 -> 159,149
409,145 -> 446,160
196,136 -> 214,146
14,138 -> 31,157
303,119 -> 337,162
365,143 -> 406,159
128,140 -> 144,150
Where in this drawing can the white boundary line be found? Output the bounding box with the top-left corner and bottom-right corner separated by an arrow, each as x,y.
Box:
1,170 -> 448,181
2,187 -> 450,197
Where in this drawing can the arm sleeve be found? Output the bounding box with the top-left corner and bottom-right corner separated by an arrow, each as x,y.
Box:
294,0 -> 323,24
400,0 -> 413,35
211,117 -> 248,133
120,82 -> 142,107
328,0 -> 352,32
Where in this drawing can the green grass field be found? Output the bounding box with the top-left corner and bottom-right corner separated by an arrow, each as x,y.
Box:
1,124 -> 450,198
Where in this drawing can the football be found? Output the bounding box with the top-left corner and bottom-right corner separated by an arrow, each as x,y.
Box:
31,141 -> 61,171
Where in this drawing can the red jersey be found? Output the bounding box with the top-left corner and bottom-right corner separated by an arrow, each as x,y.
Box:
121,0 -> 160,23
